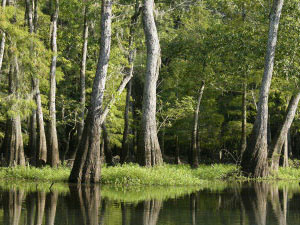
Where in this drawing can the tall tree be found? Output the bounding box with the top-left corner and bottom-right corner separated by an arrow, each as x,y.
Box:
270,92 -> 300,171
0,0 -> 7,74
190,81 -> 205,168
48,0 -> 60,167
2,54 -> 26,166
76,0 -> 89,151
121,0 -> 140,164
69,0 -> 113,183
138,0 -> 163,167
241,0 -> 284,177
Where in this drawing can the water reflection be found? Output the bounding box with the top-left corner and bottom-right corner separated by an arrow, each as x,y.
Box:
0,182 -> 299,225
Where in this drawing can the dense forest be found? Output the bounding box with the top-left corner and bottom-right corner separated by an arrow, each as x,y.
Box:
0,0 -> 299,182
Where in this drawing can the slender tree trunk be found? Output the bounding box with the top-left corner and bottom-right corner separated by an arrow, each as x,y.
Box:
29,106 -> 37,165
69,0 -> 113,183
26,0 -> 38,166
0,0 -> 7,74
283,134 -> 289,167
121,80 -> 132,164
175,135 -> 180,164
26,0 -> 48,166
241,81 -> 247,157
241,0 -> 284,177
121,0 -> 140,164
48,0 -> 60,167
138,0 -> 163,167
36,79 -> 48,166
77,2 -> 89,150
271,93 -> 300,171
190,81 -> 205,168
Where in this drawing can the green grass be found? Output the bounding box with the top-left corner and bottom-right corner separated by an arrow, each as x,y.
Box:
0,163 -> 300,187
0,165 -> 70,182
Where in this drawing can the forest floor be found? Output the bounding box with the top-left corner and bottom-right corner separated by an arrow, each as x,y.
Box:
0,163 -> 299,186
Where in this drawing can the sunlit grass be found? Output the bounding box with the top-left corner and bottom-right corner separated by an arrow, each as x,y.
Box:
0,163 -> 299,187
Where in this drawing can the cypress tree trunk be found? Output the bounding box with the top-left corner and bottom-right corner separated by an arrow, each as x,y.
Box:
190,81 -> 205,168
138,0 -> 163,167
270,93 -> 300,171
48,0 -> 60,167
121,80 -> 132,164
121,0 -> 140,164
26,0 -> 48,166
240,81 -> 247,157
69,0 -> 113,183
29,106 -> 37,165
241,0 -> 284,177
283,134 -> 289,167
26,0 -> 38,166
36,79 -> 48,166
4,56 -> 25,166
0,0 -> 7,74
76,2 -> 89,151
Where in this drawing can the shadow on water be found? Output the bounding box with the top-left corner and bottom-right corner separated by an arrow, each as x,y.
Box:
0,181 -> 299,225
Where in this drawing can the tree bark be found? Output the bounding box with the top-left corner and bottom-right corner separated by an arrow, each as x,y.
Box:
36,79 -> 48,166
69,0 -> 113,183
240,81 -> 247,157
48,0 -> 60,167
3,56 -> 25,166
121,80 -> 132,164
241,0 -> 284,177
138,0 -> 163,167
77,2 -> 89,150
270,93 -> 300,171
0,0 -> 7,74
121,0 -> 140,164
283,134 -> 289,167
190,81 -> 205,168
26,0 -> 37,166
29,106 -> 37,165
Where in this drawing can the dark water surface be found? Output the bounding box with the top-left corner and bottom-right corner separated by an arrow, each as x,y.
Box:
0,182 -> 299,225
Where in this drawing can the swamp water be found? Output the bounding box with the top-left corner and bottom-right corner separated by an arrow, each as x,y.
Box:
0,181 -> 299,225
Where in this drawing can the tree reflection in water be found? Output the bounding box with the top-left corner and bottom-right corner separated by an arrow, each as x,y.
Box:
0,182 -> 298,225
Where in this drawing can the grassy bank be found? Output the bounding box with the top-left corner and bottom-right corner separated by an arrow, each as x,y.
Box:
0,163 -> 299,186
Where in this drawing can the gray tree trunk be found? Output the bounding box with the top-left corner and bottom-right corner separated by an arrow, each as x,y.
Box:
121,0 -> 140,164
26,0 -> 37,166
241,0 -> 284,177
283,134 -> 289,167
35,79 -> 48,166
76,2 -> 89,150
190,81 -> 205,168
270,92 -> 300,171
69,0 -> 113,183
240,81 -> 247,157
138,0 -> 163,167
3,57 -> 26,166
0,0 -> 7,74
48,0 -> 60,167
